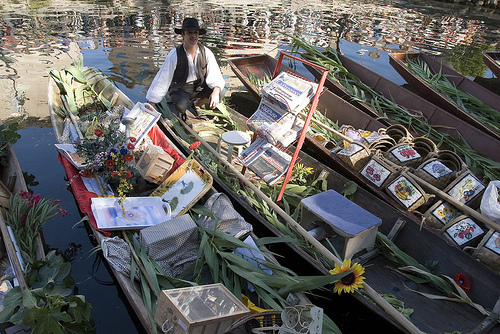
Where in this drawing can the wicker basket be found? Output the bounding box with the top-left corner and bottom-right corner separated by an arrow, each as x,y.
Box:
363,131 -> 397,152
422,200 -> 464,230
385,172 -> 433,212
413,158 -> 456,189
359,151 -> 399,188
444,171 -> 486,210
336,142 -> 371,171
223,311 -> 283,334
379,124 -> 413,143
436,150 -> 467,175
440,215 -> 486,248
472,229 -> 500,273
384,142 -> 425,168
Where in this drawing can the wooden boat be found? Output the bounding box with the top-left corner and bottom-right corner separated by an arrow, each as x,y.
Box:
299,52 -> 500,163
157,93 -> 500,333
48,69 -> 339,334
227,54 -> 421,220
388,52 -> 500,142
0,123 -> 46,328
483,51 -> 500,79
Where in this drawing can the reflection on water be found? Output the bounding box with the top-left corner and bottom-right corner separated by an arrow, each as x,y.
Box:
0,0 -> 499,120
1,1 -> 500,333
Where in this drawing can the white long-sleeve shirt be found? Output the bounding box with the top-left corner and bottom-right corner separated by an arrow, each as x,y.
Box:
146,44 -> 225,104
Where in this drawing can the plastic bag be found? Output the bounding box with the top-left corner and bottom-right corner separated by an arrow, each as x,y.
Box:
480,180 -> 500,223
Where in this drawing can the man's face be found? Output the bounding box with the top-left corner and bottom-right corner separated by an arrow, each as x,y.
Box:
182,30 -> 199,47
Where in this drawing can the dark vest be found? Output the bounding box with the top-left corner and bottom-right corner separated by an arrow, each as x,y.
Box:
169,43 -> 207,93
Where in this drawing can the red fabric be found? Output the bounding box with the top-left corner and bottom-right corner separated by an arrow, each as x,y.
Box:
58,124 -> 185,236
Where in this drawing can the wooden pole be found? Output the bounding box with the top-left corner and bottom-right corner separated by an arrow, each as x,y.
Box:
176,118 -> 423,334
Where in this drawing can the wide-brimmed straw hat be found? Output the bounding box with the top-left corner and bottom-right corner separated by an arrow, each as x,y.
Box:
174,18 -> 206,35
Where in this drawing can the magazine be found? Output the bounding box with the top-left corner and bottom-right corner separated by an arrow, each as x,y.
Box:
261,72 -> 318,114
91,197 -> 171,231
120,102 -> 160,145
239,137 -> 291,185
55,144 -> 86,170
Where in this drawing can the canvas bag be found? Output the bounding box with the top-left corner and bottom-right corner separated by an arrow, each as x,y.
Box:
197,192 -> 253,239
139,214 -> 199,278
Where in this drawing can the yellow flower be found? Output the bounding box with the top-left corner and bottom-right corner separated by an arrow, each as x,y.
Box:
329,259 -> 366,294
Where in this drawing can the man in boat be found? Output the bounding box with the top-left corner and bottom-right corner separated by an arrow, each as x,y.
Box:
146,18 -> 225,121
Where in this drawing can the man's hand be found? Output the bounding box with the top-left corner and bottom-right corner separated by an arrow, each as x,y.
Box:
209,87 -> 221,109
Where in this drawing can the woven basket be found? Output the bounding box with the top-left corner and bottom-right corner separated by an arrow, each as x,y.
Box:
444,171 -> 486,210
359,151 -> 399,188
384,142 -> 424,168
472,229 -> 500,273
436,150 -> 467,175
336,142 -> 371,171
385,172 -> 433,212
362,131 -> 397,152
381,124 -> 413,143
413,158 -> 456,189
422,200 -> 463,230
223,311 -> 283,334
440,215 -> 486,248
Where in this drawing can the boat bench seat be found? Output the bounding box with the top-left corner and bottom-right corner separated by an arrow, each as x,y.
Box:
300,189 -> 382,259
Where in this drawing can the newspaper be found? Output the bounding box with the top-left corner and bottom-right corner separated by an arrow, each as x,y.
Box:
239,137 -> 291,185
248,99 -> 302,146
261,72 -> 318,114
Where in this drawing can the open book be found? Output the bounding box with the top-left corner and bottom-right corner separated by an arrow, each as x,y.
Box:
239,137 -> 291,186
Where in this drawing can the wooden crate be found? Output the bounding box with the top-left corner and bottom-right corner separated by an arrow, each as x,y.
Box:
136,143 -> 175,184
154,283 -> 250,334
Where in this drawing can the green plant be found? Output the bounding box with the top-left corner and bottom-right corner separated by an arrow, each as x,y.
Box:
49,56 -> 113,117
0,251 -> 95,333
5,190 -> 67,267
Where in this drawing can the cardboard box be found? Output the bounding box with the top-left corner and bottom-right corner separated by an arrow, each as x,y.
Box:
154,283 -> 250,334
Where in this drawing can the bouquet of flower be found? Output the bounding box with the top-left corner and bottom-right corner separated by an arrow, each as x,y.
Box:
75,117 -> 138,203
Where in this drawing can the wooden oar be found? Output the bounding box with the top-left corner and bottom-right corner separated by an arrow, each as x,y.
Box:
175,117 -> 423,334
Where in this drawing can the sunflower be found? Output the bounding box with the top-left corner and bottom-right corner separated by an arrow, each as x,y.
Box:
329,259 -> 366,294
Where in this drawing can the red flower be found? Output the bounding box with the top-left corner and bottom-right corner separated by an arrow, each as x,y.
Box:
124,154 -> 134,162
111,172 -> 120,177
81,169 -> 92,178
94,128 -> 103,137
59,209 -> 68,217
106,160 -> 115,169
127,143 -> 135,150
129,137 -> 137,143
455,273 -> 471,292
122,171 -> 132,179
189,141 -> 201,151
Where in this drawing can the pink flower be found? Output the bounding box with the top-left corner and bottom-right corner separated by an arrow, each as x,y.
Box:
59,209 -> 68,217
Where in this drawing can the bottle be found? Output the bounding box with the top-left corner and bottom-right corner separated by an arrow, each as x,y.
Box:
69,124 -> 79,143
